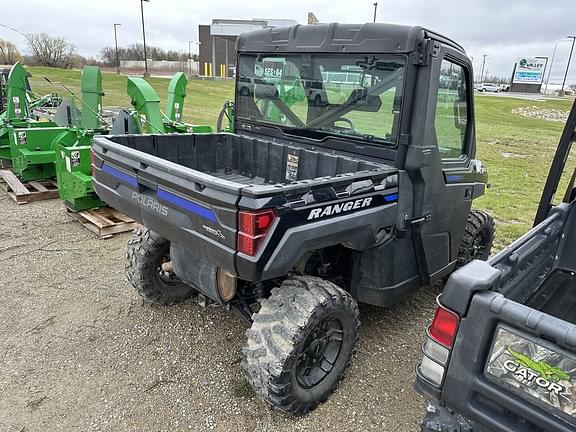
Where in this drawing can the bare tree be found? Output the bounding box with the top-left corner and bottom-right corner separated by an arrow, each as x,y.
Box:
100,43 -> 185,66
25,33 -> 77,69
0,39 -> 22,64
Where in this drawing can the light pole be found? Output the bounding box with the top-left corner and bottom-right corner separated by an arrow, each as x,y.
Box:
113,23 -> 121,74
373,3 -> 378,22
140,0 -> 150,77
480,54 -> 488,82
561,35 -> 576,95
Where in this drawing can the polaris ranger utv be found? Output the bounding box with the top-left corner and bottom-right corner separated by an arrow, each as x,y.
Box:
92,23 -> 494,414
416,98 -> 576,432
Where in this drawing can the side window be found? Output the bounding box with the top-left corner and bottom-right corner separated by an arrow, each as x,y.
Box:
435,60 -> 469,158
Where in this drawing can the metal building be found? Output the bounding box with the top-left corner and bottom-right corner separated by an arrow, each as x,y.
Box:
198,18 -> 298,78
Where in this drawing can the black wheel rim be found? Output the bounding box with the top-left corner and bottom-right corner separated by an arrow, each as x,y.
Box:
156,253 -> 181,287
295,317 -> 344,389
471,231 -> 487,259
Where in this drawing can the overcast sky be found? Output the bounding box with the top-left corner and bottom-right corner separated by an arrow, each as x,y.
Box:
2,0 -> 575,84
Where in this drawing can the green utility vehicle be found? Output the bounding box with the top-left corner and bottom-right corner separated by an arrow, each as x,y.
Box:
416,99 -> 576,432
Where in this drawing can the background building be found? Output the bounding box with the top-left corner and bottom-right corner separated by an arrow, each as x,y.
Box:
198,18 -> 297,78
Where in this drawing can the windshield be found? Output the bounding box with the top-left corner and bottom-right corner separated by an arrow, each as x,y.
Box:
236,53 -> 406,146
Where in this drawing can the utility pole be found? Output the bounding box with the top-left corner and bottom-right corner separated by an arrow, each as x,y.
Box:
113,23 -> 122,74
561,36 -> 576,95
480,54 -> 487,82
140,0 -> 150,77
373,3 -> 378,22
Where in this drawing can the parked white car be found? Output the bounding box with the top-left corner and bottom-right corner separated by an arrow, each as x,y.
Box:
475,83 -> 501,92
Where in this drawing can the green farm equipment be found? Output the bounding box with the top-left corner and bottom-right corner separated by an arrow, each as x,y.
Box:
216,100 -> 235,133
127,73 -> 211,134
0,63 -> 61,163
53,66 -> 108,211
55,72 -> 212,211
5,65 -> 103,182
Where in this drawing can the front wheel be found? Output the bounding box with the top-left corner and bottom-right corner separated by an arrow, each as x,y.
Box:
243,276 -> 360,415
125,227 -> 197,305
456,209 -> 495,268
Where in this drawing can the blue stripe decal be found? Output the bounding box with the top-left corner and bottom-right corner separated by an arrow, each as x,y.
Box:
102,163 -> 138,187
383,193 -> 398,202
157,188 -> 217,223
446,174 -> 464,183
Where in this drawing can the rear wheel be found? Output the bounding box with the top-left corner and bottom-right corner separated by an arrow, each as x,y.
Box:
456,209 -> 495,268
243,276 -> 359,415
125,227 -> 197,305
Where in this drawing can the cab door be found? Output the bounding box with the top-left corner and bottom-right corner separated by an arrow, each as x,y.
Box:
405,46 -> 485,282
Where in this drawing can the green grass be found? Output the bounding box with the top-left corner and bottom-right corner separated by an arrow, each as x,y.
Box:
26,67 -> 575,248
473,95 -> 575,247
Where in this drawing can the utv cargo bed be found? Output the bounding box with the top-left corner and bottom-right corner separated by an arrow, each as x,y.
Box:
97,133 -> 390,191
92,133 -> 398,281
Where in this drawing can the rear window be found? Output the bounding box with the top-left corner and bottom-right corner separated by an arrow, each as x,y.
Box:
236,53 -> 406,146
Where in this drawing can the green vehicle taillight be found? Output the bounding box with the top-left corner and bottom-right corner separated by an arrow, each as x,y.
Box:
419,302 -> 460,386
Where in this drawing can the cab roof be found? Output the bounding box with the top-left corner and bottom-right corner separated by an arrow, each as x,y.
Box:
236,22 -> 465,55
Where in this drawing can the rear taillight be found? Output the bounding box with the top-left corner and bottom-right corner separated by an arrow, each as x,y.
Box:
429,306 -> 460,348
418,302 -> 460,387
237,209 -> 276,256
90,148 -> 96,177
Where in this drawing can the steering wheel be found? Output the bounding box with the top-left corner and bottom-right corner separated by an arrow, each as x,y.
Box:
332,117 -> 357,134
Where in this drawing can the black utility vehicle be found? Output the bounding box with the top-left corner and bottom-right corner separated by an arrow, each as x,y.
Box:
416,99 -> 576,432
92,23 -> 494,414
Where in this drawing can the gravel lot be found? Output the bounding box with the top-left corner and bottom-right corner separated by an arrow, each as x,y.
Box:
0,192 -> 438,432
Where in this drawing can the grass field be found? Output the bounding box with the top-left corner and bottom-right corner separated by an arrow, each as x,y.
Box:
473,95 -> 574,247
27,67 -> 575,248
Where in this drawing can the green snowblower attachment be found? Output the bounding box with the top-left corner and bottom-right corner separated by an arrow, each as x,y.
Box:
54,66 -> 107,211
8,64 -> 104,182
56,73 -> 212,211
0,63 -> 62,164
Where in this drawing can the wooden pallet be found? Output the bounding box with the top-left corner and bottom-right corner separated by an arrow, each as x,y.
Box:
67,206 -> 139,239
0,169 -> 59,204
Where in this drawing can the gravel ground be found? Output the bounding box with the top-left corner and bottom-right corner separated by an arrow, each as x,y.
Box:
0,193 -> 438,432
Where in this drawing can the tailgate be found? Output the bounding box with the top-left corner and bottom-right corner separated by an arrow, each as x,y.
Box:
92,136 -> 241,273
443,292 -> 576,432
